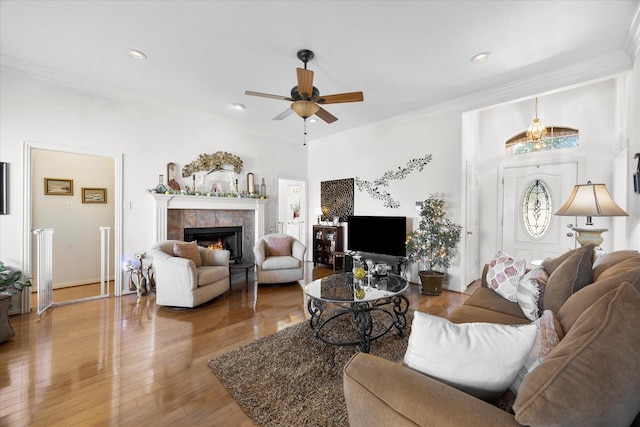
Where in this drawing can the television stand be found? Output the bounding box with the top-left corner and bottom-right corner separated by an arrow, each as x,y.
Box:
344,252 -> 407,276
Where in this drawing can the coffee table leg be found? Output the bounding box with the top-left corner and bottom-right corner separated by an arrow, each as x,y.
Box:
391,294 -> 410,337
307,298 -> 325,337
353,309 -> 373,353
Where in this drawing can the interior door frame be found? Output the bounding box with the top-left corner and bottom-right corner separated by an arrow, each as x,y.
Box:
22,140 -> 123,312
276,176 -> 308,253
497,156 -> 585,255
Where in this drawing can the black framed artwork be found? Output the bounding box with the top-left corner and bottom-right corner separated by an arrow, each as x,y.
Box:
0,162 -> 7,215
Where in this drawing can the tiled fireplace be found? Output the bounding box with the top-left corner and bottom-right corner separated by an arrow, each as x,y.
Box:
152,194 -> 268,263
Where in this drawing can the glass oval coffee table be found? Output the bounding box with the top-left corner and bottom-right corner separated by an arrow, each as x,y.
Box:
304,272 -> 410,353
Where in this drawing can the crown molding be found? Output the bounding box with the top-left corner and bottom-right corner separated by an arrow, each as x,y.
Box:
624,4 -> 640,61
312,51 -> 633,145
0,55 -> 300,146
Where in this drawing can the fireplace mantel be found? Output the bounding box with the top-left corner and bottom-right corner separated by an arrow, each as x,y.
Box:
151,194 -> 268,243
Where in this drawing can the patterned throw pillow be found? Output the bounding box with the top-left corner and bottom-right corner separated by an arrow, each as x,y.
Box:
531,268 -> 549,313
173,241 -> 203,267
265,236 -> 292,256
510,310 -> 560,394
517,270 -> 541,321
487,251 -> 527,302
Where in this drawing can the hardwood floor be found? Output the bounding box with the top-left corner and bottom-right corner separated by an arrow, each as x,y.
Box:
1,264 -> 476,426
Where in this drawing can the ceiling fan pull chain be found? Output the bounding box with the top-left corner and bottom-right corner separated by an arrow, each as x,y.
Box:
303,118 -> 308,146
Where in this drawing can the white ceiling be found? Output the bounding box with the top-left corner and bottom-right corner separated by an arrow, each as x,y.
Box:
1,1 -> 638,143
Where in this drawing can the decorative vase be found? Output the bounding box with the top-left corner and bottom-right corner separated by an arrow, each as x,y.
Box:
418,270 -> 445,296
247,173 -> 255,194
260,178 -> 266,197
0,294 -> 15,344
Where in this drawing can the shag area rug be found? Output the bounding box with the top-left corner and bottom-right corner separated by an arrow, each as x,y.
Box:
208,310 -> 414,427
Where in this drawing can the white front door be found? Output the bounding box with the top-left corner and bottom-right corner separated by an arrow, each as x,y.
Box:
501,161 -> 579,265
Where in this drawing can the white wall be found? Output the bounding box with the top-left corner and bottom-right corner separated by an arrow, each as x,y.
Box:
623,54 -> 640,248
476,79 -> 625,265
0,70 -> 307,290
308,109 -> 465,290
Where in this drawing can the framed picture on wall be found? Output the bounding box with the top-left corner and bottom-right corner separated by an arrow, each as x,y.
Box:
0,162 -> 7,215
82,187 -> 107,203
45,178 -> 73,195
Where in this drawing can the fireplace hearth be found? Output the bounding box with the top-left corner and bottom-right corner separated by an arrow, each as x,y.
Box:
184,226 -> 243,263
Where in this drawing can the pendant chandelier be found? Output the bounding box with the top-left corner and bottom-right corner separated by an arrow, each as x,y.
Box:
526,97 -> 547,142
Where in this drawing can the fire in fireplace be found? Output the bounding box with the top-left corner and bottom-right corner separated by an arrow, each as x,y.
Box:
184,226 -> 243,263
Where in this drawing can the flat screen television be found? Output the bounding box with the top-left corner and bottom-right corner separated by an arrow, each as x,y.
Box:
347,215 -> 407,257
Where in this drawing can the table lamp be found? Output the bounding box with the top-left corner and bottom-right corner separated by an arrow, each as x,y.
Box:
555,181 -> 628,247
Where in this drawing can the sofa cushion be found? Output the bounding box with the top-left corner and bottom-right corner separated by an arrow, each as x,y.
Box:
516,270 -> 541,321
543,249 -> 594,314
197,265 -> 229,287
486,251 -> 527,302
595,257 -> 640,282
262,256 -> 300,271
592,250 -> 640,280
265,235 -> 292,256
556,267 -> 640,334
173,241 -> 203,267
404,311 -> 537,401
509,310 -> 559,394
541,244 -> 595,276
448,305 -> 531,325
514,283 -> 640,427
463,287 -> 528,320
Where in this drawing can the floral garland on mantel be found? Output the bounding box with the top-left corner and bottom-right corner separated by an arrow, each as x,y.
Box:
181,151 -> 244,177
355,154 -> 432,208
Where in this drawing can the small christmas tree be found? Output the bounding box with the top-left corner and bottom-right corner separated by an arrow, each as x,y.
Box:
405,194 -> 462,273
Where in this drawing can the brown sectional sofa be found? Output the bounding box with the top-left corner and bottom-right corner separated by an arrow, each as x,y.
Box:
343,247 -> 640,426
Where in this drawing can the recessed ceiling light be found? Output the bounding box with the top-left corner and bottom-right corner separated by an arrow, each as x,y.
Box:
471,52 -> 491,63
127,49 -> 147,60
233,103 -> 245,110
309,118 -> 317,123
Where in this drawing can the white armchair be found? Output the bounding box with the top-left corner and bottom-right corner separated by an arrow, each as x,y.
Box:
149,240 -> 230,308
254,233 -> 306,284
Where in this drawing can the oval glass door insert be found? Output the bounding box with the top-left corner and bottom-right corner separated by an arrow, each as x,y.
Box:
522,179 -> 553,240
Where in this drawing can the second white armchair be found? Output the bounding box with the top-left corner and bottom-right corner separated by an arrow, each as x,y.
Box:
253,233 -> 306,284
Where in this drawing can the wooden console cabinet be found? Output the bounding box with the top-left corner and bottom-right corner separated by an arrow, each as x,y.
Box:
313,225 -> 344,267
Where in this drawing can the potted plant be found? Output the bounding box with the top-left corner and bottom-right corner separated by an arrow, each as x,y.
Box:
0,261 -> 31,343
405,194 -> 462,295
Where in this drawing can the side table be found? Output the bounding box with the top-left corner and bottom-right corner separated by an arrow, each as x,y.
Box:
229,262 -> 255,291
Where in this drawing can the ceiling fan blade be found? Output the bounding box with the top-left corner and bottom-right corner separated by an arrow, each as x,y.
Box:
316,91 -> 364,104
296,68 -> 314,99
245,90 -> 293,101
315,106 -> 338,124
273,108 -> 294,120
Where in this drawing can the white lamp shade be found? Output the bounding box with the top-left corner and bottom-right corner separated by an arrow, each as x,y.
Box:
555,183 -> 628,217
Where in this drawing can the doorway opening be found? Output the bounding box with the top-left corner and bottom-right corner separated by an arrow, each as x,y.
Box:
23,141 -> 123,313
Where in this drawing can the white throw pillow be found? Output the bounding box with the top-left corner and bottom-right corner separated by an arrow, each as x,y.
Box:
486,251 -> 527,302
517,270 -> 541,321
403,311 -> 537,400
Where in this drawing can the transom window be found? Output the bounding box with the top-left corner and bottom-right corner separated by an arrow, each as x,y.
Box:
522,179 -> 553,240
506,127 -> 579,155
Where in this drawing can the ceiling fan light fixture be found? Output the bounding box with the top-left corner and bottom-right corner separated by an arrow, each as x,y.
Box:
291,100 -> 319,119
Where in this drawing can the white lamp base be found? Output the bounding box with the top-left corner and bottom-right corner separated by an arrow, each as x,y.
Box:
572,227 -> 607,247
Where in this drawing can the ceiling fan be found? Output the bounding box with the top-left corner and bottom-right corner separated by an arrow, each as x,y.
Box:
245,49 -> 364,124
